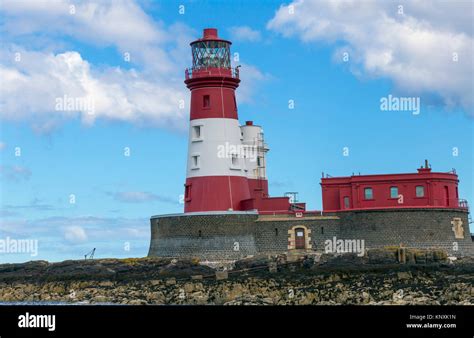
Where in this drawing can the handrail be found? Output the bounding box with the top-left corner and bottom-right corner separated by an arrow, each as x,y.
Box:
185,66 -> 239,80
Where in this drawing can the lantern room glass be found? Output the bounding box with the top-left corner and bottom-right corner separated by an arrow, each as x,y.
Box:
191,40 -> 231,69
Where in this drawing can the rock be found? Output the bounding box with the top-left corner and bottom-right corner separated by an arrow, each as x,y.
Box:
165,278 -> 176,286
183,283 -> 194,293
234,255 -> 272,270
397,271 -> 412,280
368,249 -> 397,264
215,271 -> 228,281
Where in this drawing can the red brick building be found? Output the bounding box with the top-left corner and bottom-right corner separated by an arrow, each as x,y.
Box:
321,161 -> 467,212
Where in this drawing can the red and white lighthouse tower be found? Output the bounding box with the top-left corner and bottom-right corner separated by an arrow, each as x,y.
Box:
183,28 -> 251,212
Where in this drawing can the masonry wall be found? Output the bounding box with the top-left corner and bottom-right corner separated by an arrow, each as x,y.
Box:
148,209 -> 474,260
334,209 -> 473,256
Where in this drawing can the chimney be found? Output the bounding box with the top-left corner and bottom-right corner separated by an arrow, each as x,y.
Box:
418,159 -> 432,173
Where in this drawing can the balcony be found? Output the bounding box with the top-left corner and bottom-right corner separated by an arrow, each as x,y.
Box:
185,67 -> 239,80
458,199 -> 469,210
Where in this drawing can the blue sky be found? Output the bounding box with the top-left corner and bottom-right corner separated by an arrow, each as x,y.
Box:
0,0 -> 473,263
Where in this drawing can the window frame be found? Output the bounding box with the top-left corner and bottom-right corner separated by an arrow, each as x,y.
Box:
364,187 -> 374,200
191,153 -> 200,170
390,186 -> 399,199
203,94 -> 210,109
415,185 -> 425,198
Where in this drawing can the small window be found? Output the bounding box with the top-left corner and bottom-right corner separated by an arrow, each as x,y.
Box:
416,186 -> 424,197
364,187 -> 373,200
321,227 -> 324,234
198,230 -> 202,238
390,186 -> 398,199
257,157 -> 261,166
233,95 -> 237,110
185,184 -> 192,201
230,154 -> 240,169
192,125 -> 201,139
203,95 -> 210,108
191,155 -> 200,169
343,196 -> 350,209
275,228 -> 278,236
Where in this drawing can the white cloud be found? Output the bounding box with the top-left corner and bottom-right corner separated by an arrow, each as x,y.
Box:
267,0 -> 474,114
0,49 -> 187,132
229,26 -> 262,42
111,191 -> 177,204
0,1 -> 192,132
0,142 -> 5,151
64,225 -> 88,243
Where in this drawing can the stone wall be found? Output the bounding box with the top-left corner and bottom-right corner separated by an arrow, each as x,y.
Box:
148,209 -> 474,259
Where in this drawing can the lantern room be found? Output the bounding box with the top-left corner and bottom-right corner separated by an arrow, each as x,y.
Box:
190,28 -> 232,69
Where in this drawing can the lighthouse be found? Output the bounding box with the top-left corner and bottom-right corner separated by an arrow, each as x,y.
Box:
183,28 -> 251,212
183,28 -> 299,214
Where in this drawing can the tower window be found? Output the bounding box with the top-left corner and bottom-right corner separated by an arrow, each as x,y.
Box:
191,155 -> 200,169
192,125 -> 202,141
275,228 -> 278,236
390,187 -> 398,199
185,184 -> 192,201
230,153 -> 240,169
203,95 -> 210,108
364,187 -> 373,200
416,186 -> 425,197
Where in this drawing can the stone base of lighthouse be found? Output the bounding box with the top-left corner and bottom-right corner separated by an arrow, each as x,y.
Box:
148,209 -> 474,260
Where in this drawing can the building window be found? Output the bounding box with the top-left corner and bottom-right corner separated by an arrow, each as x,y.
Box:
416,185 -> 425,197
390,186 -> 398,199
275,228 -> 278,236
321,226 -> 324,234
191,155 -> 200,169
198,230 -> 202,238
203,95 -> 210,108
343,196 -> 350,209
364,187 -> 373,200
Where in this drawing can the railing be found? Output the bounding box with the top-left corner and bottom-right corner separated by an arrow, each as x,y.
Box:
458,199 -> 469,209
185,66 -> 239,80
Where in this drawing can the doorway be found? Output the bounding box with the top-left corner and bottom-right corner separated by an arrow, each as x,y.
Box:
295,228 -> 306,249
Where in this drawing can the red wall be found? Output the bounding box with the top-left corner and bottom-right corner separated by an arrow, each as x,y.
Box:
321,168 -> 461,211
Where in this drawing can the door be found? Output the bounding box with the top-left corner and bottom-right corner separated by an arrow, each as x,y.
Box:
295,228 -> 306,249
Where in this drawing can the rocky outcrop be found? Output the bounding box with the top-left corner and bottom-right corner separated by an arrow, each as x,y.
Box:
0,250 -> 472,305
